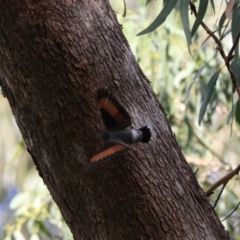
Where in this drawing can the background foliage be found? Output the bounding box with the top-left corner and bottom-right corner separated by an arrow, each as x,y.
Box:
1,0 -> 240,239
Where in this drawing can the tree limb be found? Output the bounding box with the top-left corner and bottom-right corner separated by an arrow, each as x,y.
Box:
205,164 -> 240,197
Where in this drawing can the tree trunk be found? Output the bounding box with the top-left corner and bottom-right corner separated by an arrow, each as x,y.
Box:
0,0 -> 229,239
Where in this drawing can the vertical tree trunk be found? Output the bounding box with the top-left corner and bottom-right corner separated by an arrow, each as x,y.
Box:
0,0 -> 229,239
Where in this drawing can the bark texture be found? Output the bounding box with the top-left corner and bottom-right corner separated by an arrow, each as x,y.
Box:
0,0 -> 229,239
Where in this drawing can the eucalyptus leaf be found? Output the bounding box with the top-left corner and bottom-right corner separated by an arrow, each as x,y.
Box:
198,70 -> 220,126
179,0 -> 192,52
35,220 -> 53,238
122,0 -> 127,17
227,101 -> 237,124
231,5 -> 240,62
221,29 -> 231,40
191,0 -> 209,38
231,58 -> 240,85
209,0 -> 215,13
218,11 -> 226,37
235,100 -> 240,127
137,0 -> 177,36
185,65 -> 205,102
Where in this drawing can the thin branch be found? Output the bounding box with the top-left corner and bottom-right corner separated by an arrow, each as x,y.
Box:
213,183 -> 226,209
205,164 -> 240,197
189,2 -> 226,57
194,167 -> 199,175
221,202 -> 240,222
189,1 -> 240,99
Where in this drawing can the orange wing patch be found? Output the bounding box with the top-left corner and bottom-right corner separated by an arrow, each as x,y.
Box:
99,97 -> 127,123
91,143 -> 129,162
99,98 -> 119,116
97,88 -> 131,130
98,96 -> 131,126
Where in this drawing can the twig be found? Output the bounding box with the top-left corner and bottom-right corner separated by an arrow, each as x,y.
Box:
213,183 -> 226,209
194,167 -> 199,175
221,202 -> 240,222
205,164 -> 240,197
189,1 -> 240,99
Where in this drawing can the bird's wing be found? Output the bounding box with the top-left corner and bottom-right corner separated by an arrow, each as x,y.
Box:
90,141 -> 130,163
97,88 -> 132,131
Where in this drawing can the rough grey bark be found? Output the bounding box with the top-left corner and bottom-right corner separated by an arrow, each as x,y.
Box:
0,0 -> 229,239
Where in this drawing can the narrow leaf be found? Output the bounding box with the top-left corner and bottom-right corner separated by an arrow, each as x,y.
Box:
227,101 -> 237,124
179,0 -> 192,52
198,70 -> 220,126
137,0 -> 177,36
231,5 -> 240,62
218,11 -> 226,37
122,0 -> 127,17
35,220 -> 53,238
185,64 -> 206,102
221,29 -> 232,40
191,0 -> 209,38
209,0 -> 215,13
231,58 -> 240,85
235,100 -> 240,127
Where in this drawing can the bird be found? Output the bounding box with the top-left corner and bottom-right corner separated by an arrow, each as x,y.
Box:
90,88 -> 151,163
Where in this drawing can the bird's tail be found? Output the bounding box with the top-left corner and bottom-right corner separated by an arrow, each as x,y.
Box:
138,126 -> 151,143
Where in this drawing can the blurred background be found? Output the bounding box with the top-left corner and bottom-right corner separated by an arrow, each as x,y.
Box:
1,0 -> 240,239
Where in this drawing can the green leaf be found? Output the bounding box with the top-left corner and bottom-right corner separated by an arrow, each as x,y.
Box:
227,100 -> 237,125
191,0 -> 209,38
185,64 -> 206,102
137,0 -> 177,36
218,11 -> 226,37
209,0 -> 215,13
122,0 -> 127,17
235,100 -> 240,126
232,5 -> 240,62
231,58 -> 240,85
35,220 -> 53,238
198,70 -> 220,126
179,0 -> 192,52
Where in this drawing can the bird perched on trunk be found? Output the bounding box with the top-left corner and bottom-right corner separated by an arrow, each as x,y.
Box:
90,88 -> 151,163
